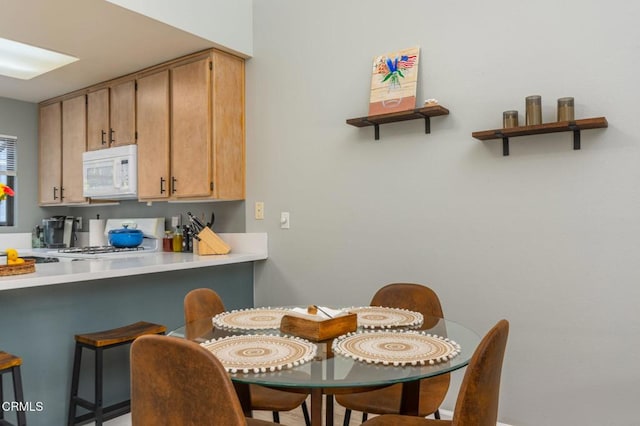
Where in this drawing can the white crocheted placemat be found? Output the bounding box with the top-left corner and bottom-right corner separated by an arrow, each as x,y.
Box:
332,330 -> 460,366
201,334 -> 317,373
212,308 -> 292,330
349,306 -> 424,329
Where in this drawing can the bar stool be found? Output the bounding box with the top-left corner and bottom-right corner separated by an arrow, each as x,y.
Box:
0,350 -> 26,426
67,321 -> 166,426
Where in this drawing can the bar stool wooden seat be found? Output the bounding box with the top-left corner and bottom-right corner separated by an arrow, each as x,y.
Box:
67,321 -> 166,426
0,351 -> 26,426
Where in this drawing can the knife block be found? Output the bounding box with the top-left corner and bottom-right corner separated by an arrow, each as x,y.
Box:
194,227 -> 231,255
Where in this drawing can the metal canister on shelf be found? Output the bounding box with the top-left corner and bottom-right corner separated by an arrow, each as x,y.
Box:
525,95 -> 542,125
557,97 -> 575,122
502,110 -> 519,128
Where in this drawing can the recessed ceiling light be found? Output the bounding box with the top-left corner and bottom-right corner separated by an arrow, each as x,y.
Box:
0,37 -> 78,80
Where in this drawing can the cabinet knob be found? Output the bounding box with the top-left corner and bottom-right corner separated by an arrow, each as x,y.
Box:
109,128 -> 115,144
53,187 -> 58,200
171,177 -> 177,194
160,177 -> 166,194
101,130 -> 106,145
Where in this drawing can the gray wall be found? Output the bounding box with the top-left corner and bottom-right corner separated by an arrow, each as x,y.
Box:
0,97 -> 60,231
246,1 -> 639,425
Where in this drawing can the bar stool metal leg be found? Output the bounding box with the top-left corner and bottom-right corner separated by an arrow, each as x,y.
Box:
67,343 -> 83,426
95,347 -> 104,426
12,365 -> 27,426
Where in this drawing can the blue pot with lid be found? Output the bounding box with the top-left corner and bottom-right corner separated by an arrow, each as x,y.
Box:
108,224 -> 144,248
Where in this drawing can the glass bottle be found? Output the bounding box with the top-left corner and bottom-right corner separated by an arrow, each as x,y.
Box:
172,226 -> 183,252
163,231 -> 173,252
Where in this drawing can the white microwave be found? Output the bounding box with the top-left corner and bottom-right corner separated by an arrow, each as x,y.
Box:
82,145 -> 137,199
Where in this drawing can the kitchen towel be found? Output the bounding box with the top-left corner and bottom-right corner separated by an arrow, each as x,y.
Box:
89,219 -> 107,246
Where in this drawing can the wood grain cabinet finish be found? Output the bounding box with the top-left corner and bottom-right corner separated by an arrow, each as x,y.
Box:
39,48 -> 245,203
38,102 -> 62,204
61,95 -> 87,203
87,81 -> 135,150
137,70 -> 171,200
38,96 -> 87,205
170,57 -> 212,199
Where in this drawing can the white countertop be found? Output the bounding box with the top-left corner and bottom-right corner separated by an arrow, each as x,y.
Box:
0,233 -> 267,291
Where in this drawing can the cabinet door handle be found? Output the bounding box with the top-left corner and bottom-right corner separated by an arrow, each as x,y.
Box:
160,177 -> 166,194
171,177 -> 177,194
109,128 -> 115,144
60,187 -> 64,201
101,130 -> 106,145
53,187 -> 58,200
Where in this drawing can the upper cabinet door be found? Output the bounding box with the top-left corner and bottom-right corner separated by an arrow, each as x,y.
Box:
170,58 -> 212,198
87,88 -> 109,151
211,51 -> 245,200
137,70 -> 170,200
61,95 -> 87,203
110,80 -> 136,147
39,102 -> 62,204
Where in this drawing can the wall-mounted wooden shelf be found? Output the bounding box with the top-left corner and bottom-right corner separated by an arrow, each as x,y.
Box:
472,117 -> 608,156
346,105 -> 450,140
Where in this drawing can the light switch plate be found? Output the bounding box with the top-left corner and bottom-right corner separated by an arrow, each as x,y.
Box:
280,212 -> 290,229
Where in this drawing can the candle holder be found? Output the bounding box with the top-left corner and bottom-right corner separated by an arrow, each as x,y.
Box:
557,97 -> 575,122
525,95 -> 542,125
502,110 -> 519,128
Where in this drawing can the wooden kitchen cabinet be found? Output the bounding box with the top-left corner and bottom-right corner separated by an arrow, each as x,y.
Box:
168,50 -> 245,200
38,102 -> 62,204
38,96 -> 87,205
87,80 -> 135,150
170,57 -> 212,198
61,95 -> 87,203
137,70 -> 171,199
39,48 -> 245,203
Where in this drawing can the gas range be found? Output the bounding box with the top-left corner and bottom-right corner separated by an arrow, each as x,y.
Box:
49,242 -> 159,260
47,217 -> 164,260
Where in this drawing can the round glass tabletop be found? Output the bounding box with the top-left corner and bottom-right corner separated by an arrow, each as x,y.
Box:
169,311 -> 481,390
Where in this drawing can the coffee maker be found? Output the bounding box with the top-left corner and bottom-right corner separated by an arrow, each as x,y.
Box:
42,216 -> 76,248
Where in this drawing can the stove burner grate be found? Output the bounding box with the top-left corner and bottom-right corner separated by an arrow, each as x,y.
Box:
58,246 -> 146,255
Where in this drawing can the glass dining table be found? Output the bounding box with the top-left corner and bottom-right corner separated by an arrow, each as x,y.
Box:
169,311 -> 481,426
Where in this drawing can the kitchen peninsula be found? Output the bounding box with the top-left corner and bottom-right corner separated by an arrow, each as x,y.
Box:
0,233 -> 266,426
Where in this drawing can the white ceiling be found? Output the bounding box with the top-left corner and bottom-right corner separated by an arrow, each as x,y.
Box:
0,0 -> 217,103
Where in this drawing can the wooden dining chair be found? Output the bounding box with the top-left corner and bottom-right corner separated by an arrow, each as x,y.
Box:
360,319 -> 510,426
335,283 -> 451,425
131,334 -> 277,426
184,288 -> 311,426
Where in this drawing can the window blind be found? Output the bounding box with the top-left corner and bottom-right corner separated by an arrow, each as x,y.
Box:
0,134 -> 17,176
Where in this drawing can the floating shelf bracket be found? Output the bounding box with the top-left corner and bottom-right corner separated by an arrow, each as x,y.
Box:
569,122 -> 581,150
495,131 -> 509,156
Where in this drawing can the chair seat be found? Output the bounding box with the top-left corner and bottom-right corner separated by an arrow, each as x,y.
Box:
249,384 -> 308,412
335,366 -> 449,416
0,351 -> 21,370
363,415 -> 451,425
74,321 -> 167,347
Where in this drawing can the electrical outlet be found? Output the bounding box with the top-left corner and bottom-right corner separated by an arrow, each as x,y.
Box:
255,202 -> 264,220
